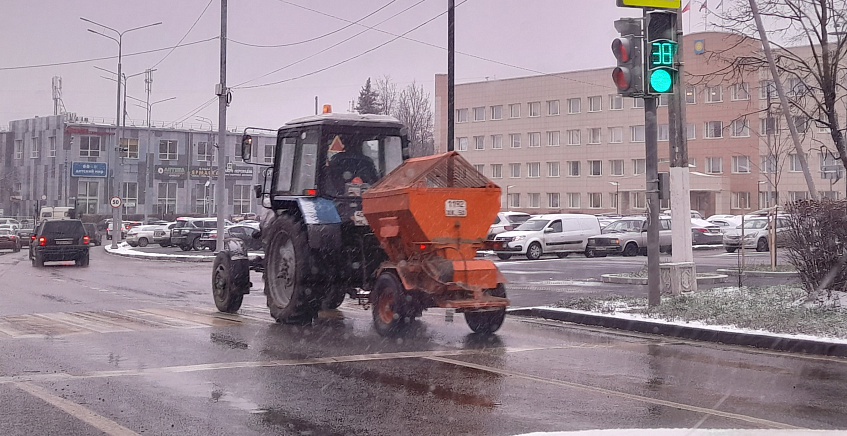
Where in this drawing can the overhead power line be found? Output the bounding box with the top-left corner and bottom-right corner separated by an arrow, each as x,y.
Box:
150,0 -> 215,69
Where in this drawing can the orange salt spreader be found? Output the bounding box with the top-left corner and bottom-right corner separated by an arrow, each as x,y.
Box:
361,151 -> 509,335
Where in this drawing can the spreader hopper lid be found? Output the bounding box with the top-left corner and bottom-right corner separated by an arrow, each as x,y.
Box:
366,151 -> 496,193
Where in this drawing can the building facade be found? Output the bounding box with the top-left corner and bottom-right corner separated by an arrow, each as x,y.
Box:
0,114 -> 276,221
434,31 -> 845,218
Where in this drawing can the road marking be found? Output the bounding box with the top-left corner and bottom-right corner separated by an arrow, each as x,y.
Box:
424,356 -> 802,430
14,381 -> 141,436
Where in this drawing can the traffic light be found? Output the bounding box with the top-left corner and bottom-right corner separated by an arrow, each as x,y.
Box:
611,18 -> 644,97
645,11 -> 678,94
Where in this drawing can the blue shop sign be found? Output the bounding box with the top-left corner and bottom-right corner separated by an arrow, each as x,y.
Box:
71,161 -> 107,178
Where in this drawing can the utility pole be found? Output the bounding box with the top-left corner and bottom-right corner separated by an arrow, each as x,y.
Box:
215,0 -> 228,252
645,95 -> 661,307
447,0 -> 454,153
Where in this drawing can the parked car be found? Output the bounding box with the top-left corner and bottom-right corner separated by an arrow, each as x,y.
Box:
81,223 -> 102,246
0,228 -> 21,252
125,225 -> 159,247
0,223 -> 20,232
198,222 -> 262,251
106,220 -> 128,240
690,218 -> 723,245
487,211 -> 532,240
706,214 -> 743,230
722,216 -> 791,252
152,222 -> 177,247
0,218 -> 21,228
585,216 -> 673,257
492,214 -> 601,260
170,217 -> 230,251
29,219 -> 90,267
16,228 -> 34,247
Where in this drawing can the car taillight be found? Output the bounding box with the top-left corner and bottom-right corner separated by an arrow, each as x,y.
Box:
83,235 -> 90,244
695,228 -> 708,233
38,236 -> 46,246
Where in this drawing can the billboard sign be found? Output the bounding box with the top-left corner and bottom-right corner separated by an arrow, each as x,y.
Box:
71,161 -> 107,178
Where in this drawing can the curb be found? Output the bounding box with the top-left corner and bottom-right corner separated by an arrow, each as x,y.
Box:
508,307 -> 847,357
104,245 -> 215,262
716,268 -> 799,278
600,273 -> 728,285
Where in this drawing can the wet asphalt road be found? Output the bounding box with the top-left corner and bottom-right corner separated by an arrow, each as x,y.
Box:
0,246 -> 841,435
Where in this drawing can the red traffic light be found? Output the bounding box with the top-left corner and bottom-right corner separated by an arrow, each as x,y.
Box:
612,67 -> 633,91
611,38 -> 632,62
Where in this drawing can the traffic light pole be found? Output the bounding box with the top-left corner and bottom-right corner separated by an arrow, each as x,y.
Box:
644,95 -> 661,307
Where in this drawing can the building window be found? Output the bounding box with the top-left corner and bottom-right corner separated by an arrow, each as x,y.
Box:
588,160 -> 602,176
609,127 -> 623,143
793,115 -> 809,132
632,98 -> 644,108
49,136 -> 57,157
732,192 -> 751,209
528,101 -> 541,117
194,183 -> 213,214
789,191 -> 810,202
197,141 -> 215,161
548,193 -> 560,208
509,163 -> 521,178
567,129 -> 581,146
473,164 -> 484,175
30,137 -> 39,158
789,153 -> 807,172
632,158 -> 646,175
77,181 -> 99,215
547,161 -> 560,177
472,107 -> 485,122
567,161 -> 581,177
120,138 -> 139,159
159,140 -> 178,160
264,143 -> 274,164
491,164 -> 503,178
658,94 -> 669,107
509,133 -> 521,148
474,136 -> 485,150
456,108 -> 468,123
787,77 -> 809,97
630,125 -> 645,142
689,157 -> 697,168
567,193 -> 581,208
658,124 -> 669,141
491,134 -> 503,149
820,151 -> 839,173
631,191 -> 646,209
13,140 -> 22,160
547,131 -> 560,146
609,94 -> 623,110
588,128 -> 601,144
509,103 -> 521,118
685,86 -> 696,104
760,117 -> 778,135
706,157 -> 723,174
547,100 -> 560,116
457,137 -> 468,151
528,132 -> 541,147
759,80 -> 776,99
490,105 -> 503,120
732,155 -> 751,173
233,185 -> 252,215
610,159 -> 624,176
567,98 -> 581,114
528,193 -> 541,208
686,123 -> 696,140
706,85 -> 723,102
731,119 -> 750,137
122,182 -> 138,214
157,182 -> 177,215
731,83 -> 750,100
588,192 -> 602,209
527,162 -> 541,178
761,155 -> 777,174
80,136 -> 102,157
705,121 -> 723,138
508,193 -> 521,208
588,95 -> 602,112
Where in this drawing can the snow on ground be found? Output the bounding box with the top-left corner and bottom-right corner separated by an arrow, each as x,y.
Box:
515,430 -> 847,436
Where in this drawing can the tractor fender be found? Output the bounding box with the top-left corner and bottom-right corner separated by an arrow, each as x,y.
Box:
219,237 -> 249,261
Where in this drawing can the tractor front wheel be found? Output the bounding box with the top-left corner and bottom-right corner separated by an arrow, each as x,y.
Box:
212,251 -> 248,313
371,271 -> 413,336
464,283 -> 507,334
264,216 -> 319,324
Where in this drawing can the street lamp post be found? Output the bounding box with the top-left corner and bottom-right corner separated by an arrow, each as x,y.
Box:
609,181 -> 620,216
81,17 -> 161,249
196,117 -> 216,217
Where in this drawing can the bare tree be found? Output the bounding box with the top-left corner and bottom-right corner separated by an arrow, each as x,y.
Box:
374,75 -> 398,117
716,0 -> 847,196
395,80 -> 434,157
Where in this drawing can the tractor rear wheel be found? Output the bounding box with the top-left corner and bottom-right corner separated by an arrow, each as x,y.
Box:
372,271 -> 413,336
464,283 -> 507,334
264,216 -> 319,324
212,251 -> 248,313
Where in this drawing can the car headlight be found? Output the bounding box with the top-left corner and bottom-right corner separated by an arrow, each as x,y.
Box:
743,234 -> 756,240
512,235 -> 526,241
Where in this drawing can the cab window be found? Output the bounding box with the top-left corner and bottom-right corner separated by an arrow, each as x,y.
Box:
550,220 -> 563,232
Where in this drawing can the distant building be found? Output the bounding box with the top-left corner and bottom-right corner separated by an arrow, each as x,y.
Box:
434,31 -> 844,217
0,114 -> 275,221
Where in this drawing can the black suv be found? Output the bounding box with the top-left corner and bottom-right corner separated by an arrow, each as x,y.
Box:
170,218 -> 220,251
29,219 -> 90,267
83,223 -> 102,246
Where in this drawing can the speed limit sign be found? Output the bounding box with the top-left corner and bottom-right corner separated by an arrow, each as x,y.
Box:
109,196 -> 122,208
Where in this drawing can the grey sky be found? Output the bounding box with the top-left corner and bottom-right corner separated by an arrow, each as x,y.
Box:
1,1 -> 711,131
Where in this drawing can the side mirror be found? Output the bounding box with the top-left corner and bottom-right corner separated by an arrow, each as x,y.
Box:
241,134 -> 253,161
544,227 -> 554,233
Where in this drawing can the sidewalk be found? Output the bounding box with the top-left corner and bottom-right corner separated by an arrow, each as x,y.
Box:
104,243 -> 845,357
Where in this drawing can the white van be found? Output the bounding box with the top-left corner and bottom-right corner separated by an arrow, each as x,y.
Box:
492,214 -> 602,260
39,206 -> 74,221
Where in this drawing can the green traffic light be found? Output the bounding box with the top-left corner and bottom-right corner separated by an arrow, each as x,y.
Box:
650,69 -> 673,93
